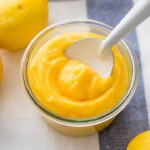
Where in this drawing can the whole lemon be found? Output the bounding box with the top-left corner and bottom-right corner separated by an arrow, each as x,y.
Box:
0,57 -> 3,82
0,0 -> 48,50
127,130 -> 150,150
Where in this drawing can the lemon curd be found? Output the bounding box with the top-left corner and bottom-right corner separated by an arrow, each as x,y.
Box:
27,32 -> 130,119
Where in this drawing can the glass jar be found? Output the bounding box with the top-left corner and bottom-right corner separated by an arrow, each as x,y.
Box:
21,20 -> 138,136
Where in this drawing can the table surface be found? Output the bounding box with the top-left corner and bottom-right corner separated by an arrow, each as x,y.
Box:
0,0 -> 150,150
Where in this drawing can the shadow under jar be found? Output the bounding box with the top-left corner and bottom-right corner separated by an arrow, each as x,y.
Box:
21,20 -> 138,136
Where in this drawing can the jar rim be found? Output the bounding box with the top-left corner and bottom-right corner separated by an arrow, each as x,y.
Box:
21,19 -> 138,127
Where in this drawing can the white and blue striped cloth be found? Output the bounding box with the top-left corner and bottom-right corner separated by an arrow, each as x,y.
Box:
0,0 -> 150,149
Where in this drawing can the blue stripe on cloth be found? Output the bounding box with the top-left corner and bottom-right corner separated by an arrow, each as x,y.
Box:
87,0 -> 149,150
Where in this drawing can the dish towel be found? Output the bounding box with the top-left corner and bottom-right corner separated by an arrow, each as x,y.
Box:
0,0 -> 149,150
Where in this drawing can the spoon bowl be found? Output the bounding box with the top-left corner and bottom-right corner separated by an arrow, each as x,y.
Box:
65,38 -> 114,78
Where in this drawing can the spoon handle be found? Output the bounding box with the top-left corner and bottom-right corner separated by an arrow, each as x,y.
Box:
101,0 -> 150,53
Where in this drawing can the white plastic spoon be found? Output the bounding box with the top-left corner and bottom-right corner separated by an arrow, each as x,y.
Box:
65,0 -> 150,78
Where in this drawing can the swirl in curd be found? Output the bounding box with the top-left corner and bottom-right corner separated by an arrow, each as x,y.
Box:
27,32 -> 130,119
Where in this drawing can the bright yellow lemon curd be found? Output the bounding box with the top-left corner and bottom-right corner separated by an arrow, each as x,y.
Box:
27,32 -> 130,119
